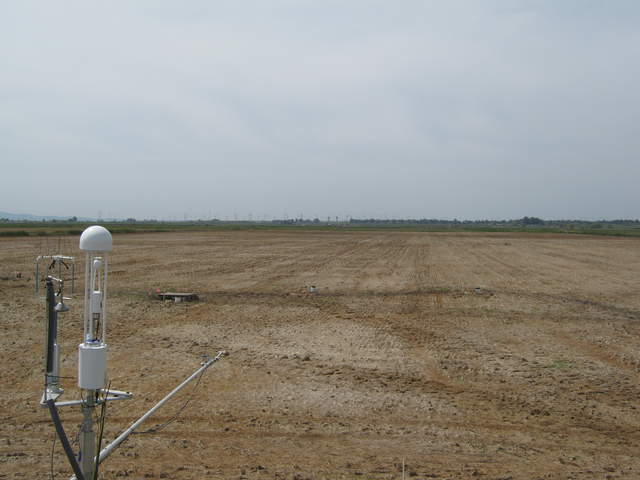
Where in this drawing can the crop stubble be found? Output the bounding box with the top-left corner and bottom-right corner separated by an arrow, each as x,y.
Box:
1,230 -> 640,479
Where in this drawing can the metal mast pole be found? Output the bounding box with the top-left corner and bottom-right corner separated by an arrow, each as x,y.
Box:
80,393 -> 96,479
44,278 -> 59,393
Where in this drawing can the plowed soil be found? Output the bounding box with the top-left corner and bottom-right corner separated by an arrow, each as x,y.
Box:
1,230 -> 640,479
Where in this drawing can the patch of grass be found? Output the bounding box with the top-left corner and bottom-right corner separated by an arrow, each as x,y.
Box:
545,360 -> 574,370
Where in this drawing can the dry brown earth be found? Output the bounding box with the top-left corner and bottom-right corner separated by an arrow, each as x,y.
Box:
1,230 -> 640,479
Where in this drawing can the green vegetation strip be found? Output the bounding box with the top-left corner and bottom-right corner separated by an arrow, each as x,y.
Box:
2,222 -> 640,238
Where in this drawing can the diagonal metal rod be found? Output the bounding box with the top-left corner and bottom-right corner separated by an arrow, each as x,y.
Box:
69,351 -> 225,480
99,351 -> 225,464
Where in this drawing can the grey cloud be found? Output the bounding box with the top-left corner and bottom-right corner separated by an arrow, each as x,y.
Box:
1,1 -> 639,219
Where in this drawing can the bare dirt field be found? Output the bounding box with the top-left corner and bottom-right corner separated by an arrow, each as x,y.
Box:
2,230 -> 640,479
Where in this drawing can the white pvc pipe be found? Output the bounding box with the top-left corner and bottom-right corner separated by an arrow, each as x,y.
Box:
83,253 -> 91,341
102,256 -> 108,344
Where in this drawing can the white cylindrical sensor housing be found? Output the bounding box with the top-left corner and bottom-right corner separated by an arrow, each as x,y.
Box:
78,343 -> 108,390
91,290 -> 102,314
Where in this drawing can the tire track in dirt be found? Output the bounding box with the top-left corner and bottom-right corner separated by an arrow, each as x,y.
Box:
551,329 -> 640,376
247,235 -> 367,292
352,238 -> 410,292
494,288 -> 640,321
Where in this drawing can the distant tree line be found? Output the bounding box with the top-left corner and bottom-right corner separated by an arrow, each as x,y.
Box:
2,216 -> 640,228
347,217 -> 640,227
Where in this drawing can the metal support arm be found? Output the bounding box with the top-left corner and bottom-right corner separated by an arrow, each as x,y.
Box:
68,351 -> 225,480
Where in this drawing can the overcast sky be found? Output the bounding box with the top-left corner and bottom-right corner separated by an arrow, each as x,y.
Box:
2,1 -> 639,220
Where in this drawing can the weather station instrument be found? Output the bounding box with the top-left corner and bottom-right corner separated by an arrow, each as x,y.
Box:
35,254 -> 76,297
39,226 -> 226,480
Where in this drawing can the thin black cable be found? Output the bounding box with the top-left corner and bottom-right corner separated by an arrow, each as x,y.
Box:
134,368 -> 206,435
50,434 -> 56,480
72,422 -> 81,447
46,399 -> 85,480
